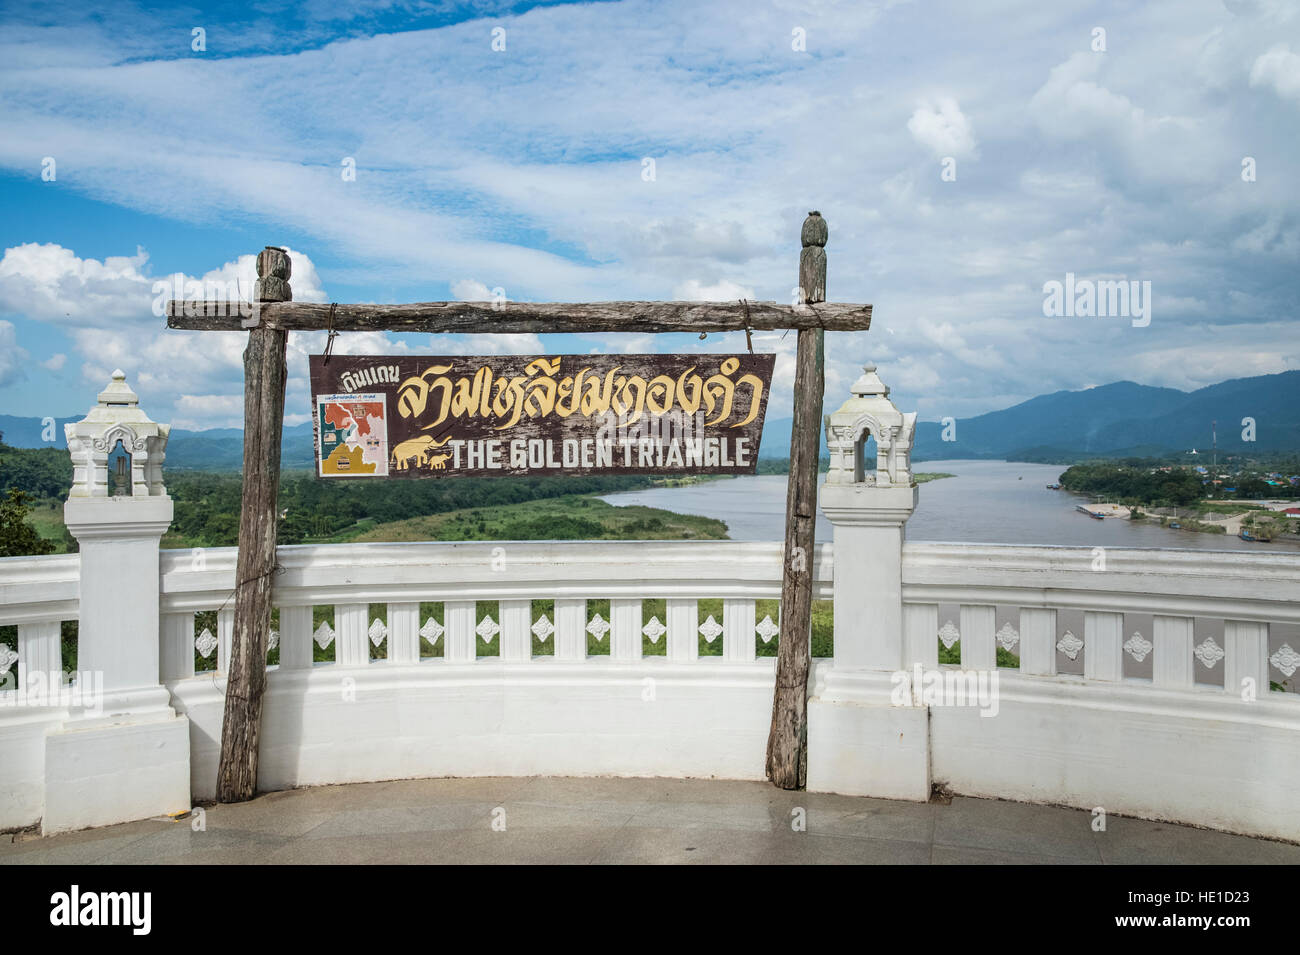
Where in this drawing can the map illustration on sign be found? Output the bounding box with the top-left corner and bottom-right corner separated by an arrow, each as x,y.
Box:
315,393 -> 389,477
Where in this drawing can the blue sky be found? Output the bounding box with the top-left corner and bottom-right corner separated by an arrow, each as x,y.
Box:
0,0 -> 1297,431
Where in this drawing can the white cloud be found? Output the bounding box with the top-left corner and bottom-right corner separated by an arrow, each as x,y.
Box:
672,279 -> 756,301
434,334 -> 546,355
0,242 -> 326,329
1250,44 -> 1300,101
0,243 -> 154,325
450,279 -> 493,301
0,243 -> 330,428
907,97 -> 978,160
1028,53 -> 1142,142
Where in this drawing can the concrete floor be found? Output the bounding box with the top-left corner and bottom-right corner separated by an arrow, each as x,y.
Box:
3,777 -> 1298,865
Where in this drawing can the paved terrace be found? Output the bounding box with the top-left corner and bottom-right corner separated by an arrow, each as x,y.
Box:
3,778 -> 1297,865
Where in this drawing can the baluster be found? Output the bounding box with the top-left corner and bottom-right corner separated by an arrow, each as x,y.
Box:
499,599 -> 531,663
666,598 -> 698,663
334,603 -> 369,666
1224,620 -> 1269,697
387,602 -> 419,665
610,598 -> 642,661
18,621 -> 61,691
279,605 -> 313,670
160,613 -> 194,681
903,603 -> 938,669
1152,615 -> 1193,688
1084,611 -> 1123,681
554,598 -> 587,661
959,604 -> 996,669
723,598 -> 756,663
444,600 -> 476,663
1019,607 -> 1056,676
216,608 -> 234,672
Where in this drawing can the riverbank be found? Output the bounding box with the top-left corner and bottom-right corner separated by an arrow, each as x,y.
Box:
601,461 -> 1300,550
1136,502 -> 1300,543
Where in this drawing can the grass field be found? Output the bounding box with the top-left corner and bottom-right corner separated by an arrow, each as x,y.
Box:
24,502 -> 69,552
350,494 -> 728,544
32,474 -> 956,552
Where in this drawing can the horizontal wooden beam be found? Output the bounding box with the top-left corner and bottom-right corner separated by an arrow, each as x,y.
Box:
165,299 -> 871,334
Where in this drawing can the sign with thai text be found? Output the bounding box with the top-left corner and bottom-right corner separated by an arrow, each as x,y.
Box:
308,353 -> 775,478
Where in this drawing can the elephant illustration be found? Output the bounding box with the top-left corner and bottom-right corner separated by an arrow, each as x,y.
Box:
391,434 -> 450,471
426,452 -> 452,470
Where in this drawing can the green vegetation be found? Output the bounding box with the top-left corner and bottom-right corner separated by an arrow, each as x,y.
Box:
2,437 -> 955,553
0,489 -> 55,558
1061,463 -> 1205,506
1059,460 -> 1299,542
938,640 -> 1021,669
169,469 -> 680,548
354,494 -> 727,543
0,442 -> 72,501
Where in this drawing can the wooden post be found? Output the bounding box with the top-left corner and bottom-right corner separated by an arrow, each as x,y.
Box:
216,247 -> 290,802
766,212 -> 827,790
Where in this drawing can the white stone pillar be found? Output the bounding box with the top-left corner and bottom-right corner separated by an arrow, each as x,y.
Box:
64,496 -> 174,691
807,363 -> 929,802
46,370 -> 190,834
818,483 -> 917,671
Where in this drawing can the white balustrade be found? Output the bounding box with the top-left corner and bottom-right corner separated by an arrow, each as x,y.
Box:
148,540 -> 833,670
0,556 -> 78,701
896,543 -> 1297,695
279,605 -> 314,670
17,621 -> 61,689
666,598 -> 697,662
1019,607 -> 1056,676
554,598 -> 586,660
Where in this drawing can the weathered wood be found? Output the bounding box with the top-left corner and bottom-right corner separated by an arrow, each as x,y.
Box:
767,213 -> 829,790
799,211 -> 827,304
216,248 -> 289,803
167,299 -> 870,333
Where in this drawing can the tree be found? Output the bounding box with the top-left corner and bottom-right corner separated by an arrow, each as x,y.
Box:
0,489 -> 56,557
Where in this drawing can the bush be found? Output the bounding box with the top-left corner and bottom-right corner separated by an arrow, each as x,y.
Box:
497,516 -> 606,540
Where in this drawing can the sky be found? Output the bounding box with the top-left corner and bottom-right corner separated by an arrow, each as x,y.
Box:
0,0 -> 1296,432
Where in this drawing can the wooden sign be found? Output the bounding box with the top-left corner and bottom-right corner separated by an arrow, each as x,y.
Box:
308,353 -> 775,478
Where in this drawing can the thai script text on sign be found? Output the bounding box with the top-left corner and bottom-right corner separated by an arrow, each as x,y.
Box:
309,353 -> 775,478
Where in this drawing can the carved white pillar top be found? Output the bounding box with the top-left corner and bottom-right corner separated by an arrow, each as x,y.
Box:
850,363 -> 890,399
64,369 -> 172,505
823,361 -> 917,490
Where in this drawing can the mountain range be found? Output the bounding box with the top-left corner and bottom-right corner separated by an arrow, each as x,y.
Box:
759,369 -> 1299,461
3,370 -> 1296,470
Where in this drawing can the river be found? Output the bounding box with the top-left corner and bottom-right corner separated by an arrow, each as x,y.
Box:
598,459 -> 1300,551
